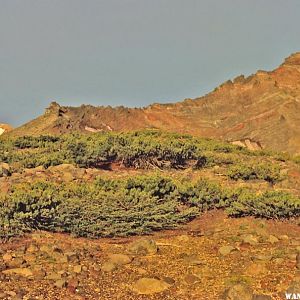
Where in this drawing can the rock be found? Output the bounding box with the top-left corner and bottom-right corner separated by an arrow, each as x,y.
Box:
0,163 -> 11,177
253,295 -> 272,300
2,268 -> 33,277
296,252 -> 300,269
54,279 -> 67,288
252,255 -> 272,262
219,246 -> 236,256
136,268 -> 147,275
242,235 -> 258,246
180,253 -> 202,265
184,273 -> 201,285
45,272 -> 62,281
131,278 -> 171,295
101,262 -> 118,272
6,257 -> 26,269
107,254 -> 132,266
279,235 -> 289,241
223,283 -> 253,300
64,252 -> 79,262
245,262 -> 267,276
73,265 -> 82,274
128,239 -> 158,256
2,253 -> 13,262
162,276 -> 175,285
68,278 -> 79,293
32,268 -> 46,280
26,244 -> 39,253
286,279 -> 300,294
267,235 -> 279,244
176,235 -> 190,242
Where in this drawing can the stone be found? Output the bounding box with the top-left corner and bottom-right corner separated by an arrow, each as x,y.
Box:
252,255 -> 272,262
279,235 -> 289,241
45,272 -> 62,281
73,265 -> 82,273
128,239 -> 158,256
131,278 -> 171,295
286,279 -> 300,294
107,254 -> 132,266
2,253 -> 13,262
245,262 -> 267,276
184,274 -> 201,285
101,262 -> 118,272
26,244 -> 39,253
296,252 -> 300,269
242,235 -> 258,246
161,276 -> 175,285
253,295 -> 272,300
54,279 -> 67,288
219,246 -> 236,256
64,252 -> 79,262
180,253 -> 203,265
223,283 -> 253,300
2,268 -> 33,277
267,235 -> 279,244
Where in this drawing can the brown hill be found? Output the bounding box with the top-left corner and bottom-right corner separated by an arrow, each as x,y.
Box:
0,123 -> 13,135
10,52 -> 300,154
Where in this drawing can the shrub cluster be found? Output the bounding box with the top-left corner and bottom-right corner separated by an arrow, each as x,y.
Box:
227,163 -> 283,184
0,131 -> 285,183
1,174 -> 299,239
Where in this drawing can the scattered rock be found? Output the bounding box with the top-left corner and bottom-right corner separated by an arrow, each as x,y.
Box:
219,246 -> 236,256
184,273 -> 201,285
242,235 -> 258,246
128,239 -> 158,256
107,254 -> 132,266
253,295 -> 272,300
180,253 -> 203,265
2,268 -> 33,278
101,262 -> 118,272
162,276 -> 175,285
2,253 -> 13,262
252,255 -> 272,262
54,279 -> 67,288
45,272 -> 62,281
223,283 -> 253,300
245,262 -> 267,276
267,235 -> 279,244
131,278 -> 171,295
296,252 -> 300,269
278,235 -> 289,241
73,265 -> 82,274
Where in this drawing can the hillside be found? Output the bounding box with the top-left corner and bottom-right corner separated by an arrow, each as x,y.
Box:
0,124 -> 13,136
1,131 -> 300,299
9,52 -> 300,154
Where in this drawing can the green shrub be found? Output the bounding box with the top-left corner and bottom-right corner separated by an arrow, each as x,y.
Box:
226,190 -> 300,219
227,163 -> 282,184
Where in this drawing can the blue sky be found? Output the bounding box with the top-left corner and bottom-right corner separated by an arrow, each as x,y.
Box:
1,0 -> 300,126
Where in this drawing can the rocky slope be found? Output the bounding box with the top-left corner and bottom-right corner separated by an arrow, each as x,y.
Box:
0,211 -> 299,299
0,124 -> 13,136
10,52 -> 300,154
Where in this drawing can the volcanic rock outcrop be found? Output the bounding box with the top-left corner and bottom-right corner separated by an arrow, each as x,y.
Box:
9,52 -> 300,154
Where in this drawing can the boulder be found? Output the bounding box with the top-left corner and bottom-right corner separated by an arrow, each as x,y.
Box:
131,278 -> 171,295
107,254 -> 132,266
223,283 -> 253,300
128,239 -> 158,256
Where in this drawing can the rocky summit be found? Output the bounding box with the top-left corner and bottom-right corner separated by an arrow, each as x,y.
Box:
9,52 -> 300,154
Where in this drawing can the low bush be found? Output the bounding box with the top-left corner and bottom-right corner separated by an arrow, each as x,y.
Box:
1,174 -> 299,239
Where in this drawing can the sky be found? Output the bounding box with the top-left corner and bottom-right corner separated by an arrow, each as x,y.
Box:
0,0 -> 300,126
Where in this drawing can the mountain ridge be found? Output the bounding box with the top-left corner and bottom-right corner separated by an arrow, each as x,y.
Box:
9,52 -> 300,154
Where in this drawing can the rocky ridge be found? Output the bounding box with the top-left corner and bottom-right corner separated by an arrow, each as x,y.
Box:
8,52 -> 300,154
